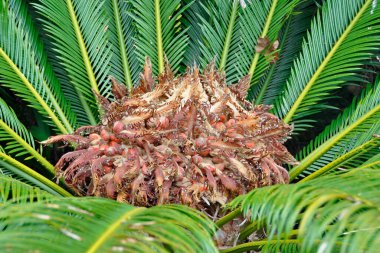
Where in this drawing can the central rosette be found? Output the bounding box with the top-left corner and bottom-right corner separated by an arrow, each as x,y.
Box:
45,60 -> 297,209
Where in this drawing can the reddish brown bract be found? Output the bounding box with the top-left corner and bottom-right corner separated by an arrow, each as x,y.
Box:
45,61 -> 297,209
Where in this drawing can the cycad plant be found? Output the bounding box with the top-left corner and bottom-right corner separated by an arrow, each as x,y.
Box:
0,0 -> 380,252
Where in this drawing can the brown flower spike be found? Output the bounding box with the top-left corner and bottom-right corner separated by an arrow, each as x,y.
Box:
44,60 -> 297,209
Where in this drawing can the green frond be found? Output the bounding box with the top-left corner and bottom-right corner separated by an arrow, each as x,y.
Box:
253,1 -> 317,104
291,80 -> 380,180
0,175 -> 53,204
0,149 -> 71,197
228,169 -> 380,253
0,98 -> 55,174
106,0 -> 140,90
182,0 -> 208,66
194,0 -> 240,72
0,198 -> 217,253
0,1 -> 75,134
131,0 -> 190,75
300,137 -> 380,182
348,152 -> 380,172
273,0 -> 380,132
220,239 -> 300,253
191,0 -> 297,85
34,0 -> 112,125
234,0 -> 298,86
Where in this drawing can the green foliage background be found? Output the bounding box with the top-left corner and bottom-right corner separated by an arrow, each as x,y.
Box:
0,0 -> 379,252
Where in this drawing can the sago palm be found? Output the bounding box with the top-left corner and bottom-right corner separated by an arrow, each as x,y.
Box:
0,0 -> 379,252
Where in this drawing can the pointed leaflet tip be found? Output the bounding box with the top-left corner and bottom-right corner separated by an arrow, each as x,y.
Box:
134,58 -> 155,95
110,76 -> 128,99
230,75 -> 250,101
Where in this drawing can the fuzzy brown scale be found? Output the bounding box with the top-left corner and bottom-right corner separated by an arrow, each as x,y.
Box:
44,59 -> 297,209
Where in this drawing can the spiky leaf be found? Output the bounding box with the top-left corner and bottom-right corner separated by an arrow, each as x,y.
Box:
291,79 -> 380,180
0,198 -> 217,253
0,0 -> 75,133
228,169 -> 380,253
273,0 -> 380,132
35,0 -> 112,125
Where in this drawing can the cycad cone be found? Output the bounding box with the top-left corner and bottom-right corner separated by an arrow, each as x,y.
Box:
46,60 -> 297,209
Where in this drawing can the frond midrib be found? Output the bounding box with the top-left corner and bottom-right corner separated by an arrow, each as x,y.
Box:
0,48 -> 72,134
290,103 -> 380,180
248,0 -> 278,80
154,0 -> 164,73
0,152 -> 71,197
299,137 -> 380,182
0,120 -> 55,174
283,0 -> 372,123
219,0 -> 239,70
111,0 -> 133,90
65,0 -> 99,96
86,207 -> 145,253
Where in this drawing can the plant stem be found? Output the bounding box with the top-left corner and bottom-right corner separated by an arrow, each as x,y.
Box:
215,209 -> 241,228
219,239 -> 300,253
299,138 -> 379,182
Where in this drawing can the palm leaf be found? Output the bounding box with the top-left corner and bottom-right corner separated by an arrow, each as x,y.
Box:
291,80 -> 380,180
234,0 -> 298,86
182,0 -> 209,66
300,137 -> 380,182
273,0 -> 380,132
194,0 -> 240,72
106,0 -> 140,90
253,1 -> 317,104
0,148 -> 71,197
347,152 -> 380,172
131,0 -> 190,75
220,240 -> 300,253
0,98 -> 55,174
228,169 -> 380,253
0,0 -> 75,134
34,0 -> 112,125
0,198 -> 217,253
190,0 -> 298,85
0,175 -> 53,204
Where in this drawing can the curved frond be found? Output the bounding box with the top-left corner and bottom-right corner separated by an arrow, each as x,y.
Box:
195,0 -> 240,72
300,137 -> 380,181
34,0 -> 112,125
182,0 -> 209,66
0,0 -> 75,134
253,1 -> 317,104
106,0 -> 140,89
348,152 -> 380,172
273,0 -> 380,132
131,0 -> 190,75
0,175 -> 53,204
0,149 -> 71,197
234,0 -> 298,86
0,198 -> 217,253
191,0 -> 297,85
291,80 -> 380,180
228,169 -> 380,253
0,98 -> 55,174
220,239 -> 300,253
